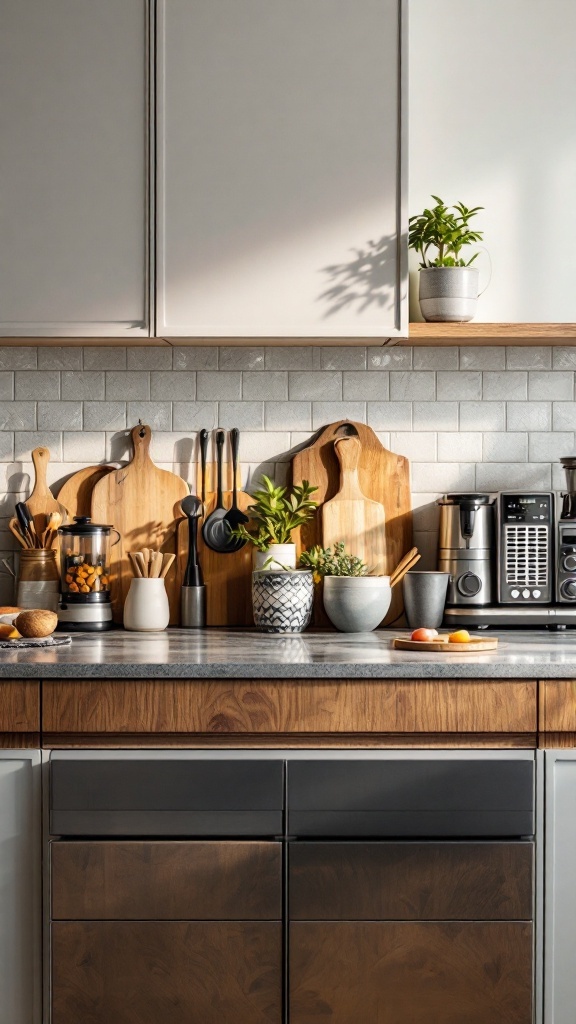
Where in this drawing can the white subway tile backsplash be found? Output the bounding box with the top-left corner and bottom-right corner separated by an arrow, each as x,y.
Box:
459,401 -> 505,431
234,431 -> 291,462
83,401 -> 126,431
243,372 -> 288,400
367,402 -> 412,431
411,462 -> 475,492
320,347 -> 367,370
0,402 -> 36,431
368,348 -> 413,370
38,401 -> 82,431
528,431 -> 574,462
0,433 -> 14,461
476,462 -> 551,490
507,401 -> 551,431
61,371 -> 105,402
437,432 -> 482,462
265,402 -> 311,431
390,431 -> 436,461
172,402 -> 217,431
413,347 -> 458,370
483,432 -> 528,462
553,403 -> 576,431
460,346 -> 505,370
553,347 -> 576,370
0,347 -> 36,370
63,431 -> 105,462
15,371 -> 60,401
219,347 -> 264,371
14,432 -> 62,461
529,371 -> 573,400
127,347 -> 172,370
197,371 -> 242,400
506,346 -> 551,370
0,373 -> 13,401
483,371 -> 527,400
172,347 -> 218,371
218,401 -> 264,430
265,347 -> 314,370
343,371 -> 388,401
38,347 -> 82,371
83,347 -> 127,371
126,402 -> 172,431
412,402 -> 458,431
105,371 -> 149,401
289,371 -> 341,401
312,402 -> 365,430
151,371 -> 196,401
437,371 -> 481,401
390,371 -> 435,401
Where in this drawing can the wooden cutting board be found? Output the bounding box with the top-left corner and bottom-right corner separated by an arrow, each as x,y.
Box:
176,455 -> 254,626
393,637 -> 498,652
91,425 -> 189,624
26,447 -> 67,535
322,435 -> 386,573
57,465 -> 113,520
291,421 -> 412,626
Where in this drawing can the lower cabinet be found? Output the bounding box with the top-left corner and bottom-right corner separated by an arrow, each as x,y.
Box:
0,750 -> 41,1024
50,841 -> 282,1024
289,842 -> 534,1024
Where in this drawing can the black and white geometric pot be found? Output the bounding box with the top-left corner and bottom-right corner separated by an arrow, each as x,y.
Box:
252,569 -> 314,633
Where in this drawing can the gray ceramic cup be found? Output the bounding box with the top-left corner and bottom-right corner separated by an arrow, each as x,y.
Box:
403,571 -> 450,629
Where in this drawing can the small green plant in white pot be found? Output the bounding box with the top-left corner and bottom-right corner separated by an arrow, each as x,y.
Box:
300,542 -> 391,633
409,196 -> 484,322
230,475 -> 317,569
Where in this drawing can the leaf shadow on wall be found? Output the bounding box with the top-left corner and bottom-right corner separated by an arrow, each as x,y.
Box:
318,234 -> 398,319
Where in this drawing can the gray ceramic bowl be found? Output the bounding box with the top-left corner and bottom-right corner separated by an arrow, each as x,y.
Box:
323,575 -> 391,632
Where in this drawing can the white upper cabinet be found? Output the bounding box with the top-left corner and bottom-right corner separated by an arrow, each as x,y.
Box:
0,0 -> 150,337
157,0 -> 406,339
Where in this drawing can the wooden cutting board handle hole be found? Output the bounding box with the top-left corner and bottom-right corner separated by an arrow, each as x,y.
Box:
131,423 -> 153,463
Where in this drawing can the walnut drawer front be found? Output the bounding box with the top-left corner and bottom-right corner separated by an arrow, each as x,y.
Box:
0,680 -> 40,733
42,678 -> 537,737
289,841 -> 533,921
51,840 -> 282,920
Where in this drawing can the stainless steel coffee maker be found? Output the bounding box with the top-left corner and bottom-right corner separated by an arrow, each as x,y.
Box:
437,493 -> 495,606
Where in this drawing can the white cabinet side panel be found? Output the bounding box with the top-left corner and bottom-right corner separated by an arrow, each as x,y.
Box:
545,753 -> 576,1024
0,752 -> 41,1024
158,0 -> 405,337
0,0 -> 149,335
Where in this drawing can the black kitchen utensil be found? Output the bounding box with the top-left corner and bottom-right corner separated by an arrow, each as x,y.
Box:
201,430 -> 235,553
223,428 -> 249,542
181,494 -> 203,586
199,428 -> 209,508
15,501 -> 36,547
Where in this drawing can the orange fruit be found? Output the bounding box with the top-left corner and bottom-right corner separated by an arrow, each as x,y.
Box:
448,629 -> 471,643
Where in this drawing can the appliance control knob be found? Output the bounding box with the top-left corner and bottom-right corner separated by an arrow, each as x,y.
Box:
511,589 -> 520,598
532,590 -> 541,599
563,553 -> 576,572
522,589 -> 530,599
456,572 -> 482,597
561,579 -> 576,601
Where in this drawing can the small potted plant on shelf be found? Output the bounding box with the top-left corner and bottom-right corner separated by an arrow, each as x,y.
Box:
409,195 -> 485,323
231,475 -> 318,633
300,542 -> 391,633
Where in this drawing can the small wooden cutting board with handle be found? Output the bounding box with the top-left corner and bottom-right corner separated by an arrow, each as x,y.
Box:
26,446 -> 67,535
91,425 -> 189,624
322,435 -> 387,574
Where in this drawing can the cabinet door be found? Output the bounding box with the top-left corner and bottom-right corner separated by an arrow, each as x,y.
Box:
157,0 -> 406,338
544,751 -> 576,1024
0,0 -> 150,337
0,751 -> 41,1024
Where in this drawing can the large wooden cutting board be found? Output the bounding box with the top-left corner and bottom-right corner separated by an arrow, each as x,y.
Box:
91,425 -> 189,624
291,420 -> 412,626
176,456 -> 254,626
57,465 -> 113,521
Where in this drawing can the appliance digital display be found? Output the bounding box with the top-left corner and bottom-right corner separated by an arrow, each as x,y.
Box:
563,535 -> 576,544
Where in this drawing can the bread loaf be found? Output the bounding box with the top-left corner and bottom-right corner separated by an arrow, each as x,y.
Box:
15,609 -> 58,638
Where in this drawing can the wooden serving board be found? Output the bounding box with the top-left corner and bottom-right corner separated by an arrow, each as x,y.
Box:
57,465 -> 113,520
91,425 -> 189,625
393,637 -> 499,652
322,435 -> 386,573
292,421 -> 412,626
26,447 -> 67,535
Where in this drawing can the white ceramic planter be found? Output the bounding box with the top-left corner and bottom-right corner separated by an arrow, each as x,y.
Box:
123,577 -> 170,632
253,543 -> 297,571
323,575 -> 391,632
418,266 -> 479,323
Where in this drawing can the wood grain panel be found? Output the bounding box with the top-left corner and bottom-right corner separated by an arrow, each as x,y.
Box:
290,921 -> 533,1024
42,679 -> 537,736
539,680 -> 576,733
0,681 -> 40,733
289,842 -> 533,921
43,731 -> 536,749
52,921 -> 282,1024
52,840 -> 281,920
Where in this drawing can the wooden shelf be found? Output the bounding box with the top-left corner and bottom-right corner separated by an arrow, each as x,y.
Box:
405,323 -> 576,345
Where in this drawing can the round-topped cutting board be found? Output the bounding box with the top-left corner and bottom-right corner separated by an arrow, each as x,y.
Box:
393,637 -> 499,652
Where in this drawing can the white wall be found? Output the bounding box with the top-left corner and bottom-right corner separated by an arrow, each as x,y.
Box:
409,0 -> 576,322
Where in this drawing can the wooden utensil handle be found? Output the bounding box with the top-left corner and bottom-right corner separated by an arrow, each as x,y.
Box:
391,553 -> 421,587
390,546 -> 418,581
333,435 -> 362,498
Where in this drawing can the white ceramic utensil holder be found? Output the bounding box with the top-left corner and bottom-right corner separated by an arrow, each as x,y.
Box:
123,577 -> 170,632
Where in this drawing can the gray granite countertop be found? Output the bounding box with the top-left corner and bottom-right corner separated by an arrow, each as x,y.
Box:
0,628 -> 575,678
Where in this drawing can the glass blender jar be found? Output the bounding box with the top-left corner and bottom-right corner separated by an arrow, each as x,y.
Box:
57,517 -> 120,631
